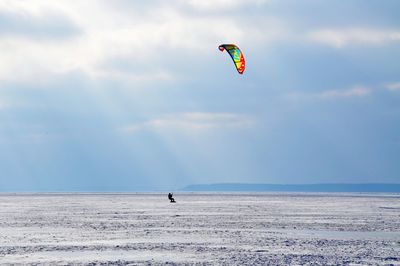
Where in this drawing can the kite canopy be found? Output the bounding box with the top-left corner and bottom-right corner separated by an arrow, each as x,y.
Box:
218,44 -> 245,74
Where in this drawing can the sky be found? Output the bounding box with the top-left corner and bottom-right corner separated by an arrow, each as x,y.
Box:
0,0 -> 399,191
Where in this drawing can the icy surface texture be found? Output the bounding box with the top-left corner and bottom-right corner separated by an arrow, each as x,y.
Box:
0,193 -> 399,265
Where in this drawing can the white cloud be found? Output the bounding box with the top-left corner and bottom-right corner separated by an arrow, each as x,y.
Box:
121,112 -> 255,133
183,0 -> 268,11
309,28 -> 400,48
286,86 -> 371,102
385,82 -> 400,91
318,86 -> 371,99
0,1 -> 284,85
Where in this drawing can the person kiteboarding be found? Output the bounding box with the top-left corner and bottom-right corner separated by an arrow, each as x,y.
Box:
168,192 -> 176,203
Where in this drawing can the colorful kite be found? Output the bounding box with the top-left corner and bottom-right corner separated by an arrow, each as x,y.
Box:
218,44 -> 245,74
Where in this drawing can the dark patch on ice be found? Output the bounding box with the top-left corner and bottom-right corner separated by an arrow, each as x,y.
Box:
384,256 -> 400,261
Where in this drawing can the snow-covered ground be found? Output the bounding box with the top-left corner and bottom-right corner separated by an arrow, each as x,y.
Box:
0,193 -> 399,265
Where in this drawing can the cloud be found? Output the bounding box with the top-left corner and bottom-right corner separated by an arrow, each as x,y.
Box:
309,28 -> 400,48
183,0 -> 268,11
385,82 -> 400,91
318,86 -> 371,99
286,86 -> 371,102
0,1 -> 285,85
120,112 -> 255,133
0,10 -> 80,40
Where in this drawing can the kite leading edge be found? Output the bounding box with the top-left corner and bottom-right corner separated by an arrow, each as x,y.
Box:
218,44 -> 245,74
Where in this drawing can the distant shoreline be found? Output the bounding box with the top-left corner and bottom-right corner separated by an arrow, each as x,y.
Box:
182,183 -> 400,193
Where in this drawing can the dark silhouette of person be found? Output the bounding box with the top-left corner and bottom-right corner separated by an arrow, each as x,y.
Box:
168,192 -> 176,203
